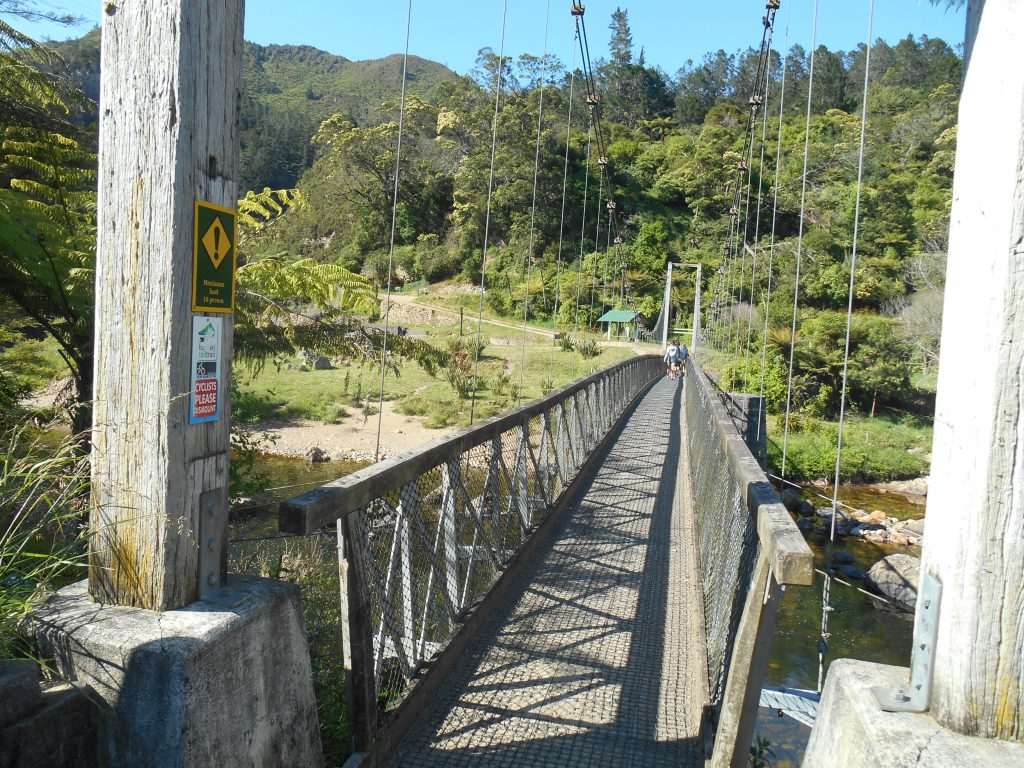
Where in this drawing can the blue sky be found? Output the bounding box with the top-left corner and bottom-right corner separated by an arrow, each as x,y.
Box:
12,1 -> 965,75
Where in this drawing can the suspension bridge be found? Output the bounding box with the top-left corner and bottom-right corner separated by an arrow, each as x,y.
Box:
12,1 -> 1024,768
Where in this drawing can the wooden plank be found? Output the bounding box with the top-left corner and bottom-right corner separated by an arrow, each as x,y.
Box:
89,0 -> 243,609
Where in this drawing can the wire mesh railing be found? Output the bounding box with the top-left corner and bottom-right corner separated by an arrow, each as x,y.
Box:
280,354 -> 662,753
683,355 -> 814,767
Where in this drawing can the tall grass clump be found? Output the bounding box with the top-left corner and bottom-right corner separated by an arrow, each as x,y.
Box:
1,428 -> 89,659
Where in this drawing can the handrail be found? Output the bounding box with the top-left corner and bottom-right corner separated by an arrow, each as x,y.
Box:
280,354 -> 661,534
279,353 -> 664,757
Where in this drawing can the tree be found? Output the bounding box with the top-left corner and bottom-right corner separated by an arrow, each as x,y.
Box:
0,127 -> 96,433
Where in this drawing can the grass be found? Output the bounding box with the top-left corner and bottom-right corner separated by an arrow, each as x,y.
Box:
698,346 -> 933,482
235,322 -> 637,430
766,412 -> 932,482
1,427 -> 89,660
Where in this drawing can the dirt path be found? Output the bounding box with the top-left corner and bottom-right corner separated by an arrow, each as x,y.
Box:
387,293 -> 556,338
243,400 -> 456,462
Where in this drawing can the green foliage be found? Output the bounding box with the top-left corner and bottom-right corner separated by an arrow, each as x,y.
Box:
575,338 -> 601,359
749,736 -> 776,768
767,413 -> 931,482
0,125 -> 96,431
1,426 -> 89,660
445,337 -> 474,399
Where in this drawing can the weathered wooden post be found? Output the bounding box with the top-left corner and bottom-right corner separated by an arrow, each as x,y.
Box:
803,2 -> 1023,763
32,3 -> 323,765
913,0 -> 1023,740
88,0 -> 242,610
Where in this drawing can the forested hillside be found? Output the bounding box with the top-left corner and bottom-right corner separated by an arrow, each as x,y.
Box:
2,8 -> 960,446
261,15 -> 958,422
43,28 -> 463,190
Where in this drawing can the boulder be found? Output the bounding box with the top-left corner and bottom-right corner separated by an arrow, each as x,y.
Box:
304,446 -> 331,464
865,554 -> 920,612
780,488 -> 816,517
905,518 -> 925,536
833,549 -> 856,565
838,563 -> 867,581
851,523 -> 884,538
796,518 -> 814,533
312,356 -> 334,370
869,510 -> 887,523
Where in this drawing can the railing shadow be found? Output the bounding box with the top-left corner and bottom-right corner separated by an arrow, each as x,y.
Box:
385,377 -> 704,767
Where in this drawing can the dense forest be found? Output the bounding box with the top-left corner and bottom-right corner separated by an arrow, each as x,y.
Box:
1,5 -> 959,428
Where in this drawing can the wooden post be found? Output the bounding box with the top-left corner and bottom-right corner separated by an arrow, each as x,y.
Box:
89,2 -> 244,609
920,0 -> 1024,740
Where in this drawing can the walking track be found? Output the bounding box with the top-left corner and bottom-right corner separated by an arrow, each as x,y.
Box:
386,376 -> 708,767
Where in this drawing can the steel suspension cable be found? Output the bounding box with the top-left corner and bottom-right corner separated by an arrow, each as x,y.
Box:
744,53 -> 775,390
758,0 -> 792,440
517,0 -> 552,405
547,34 -> 578,386
571,125 -> 594,378
373,0 -> 414,463
587,168 -> 604,341
468,0 -> 509,425
780,0 -> 820,477
819,0 -> 875,694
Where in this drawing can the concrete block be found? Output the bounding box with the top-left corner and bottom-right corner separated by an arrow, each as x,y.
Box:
0,660 -> 42,728
32,576 -> 323,768
803,659 -> 1024,767
0,684 -> 98,768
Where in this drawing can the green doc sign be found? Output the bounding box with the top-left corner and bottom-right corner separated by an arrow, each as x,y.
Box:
192,200 -> 237,313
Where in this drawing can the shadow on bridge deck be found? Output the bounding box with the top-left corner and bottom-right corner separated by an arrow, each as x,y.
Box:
385,376 -> 708,767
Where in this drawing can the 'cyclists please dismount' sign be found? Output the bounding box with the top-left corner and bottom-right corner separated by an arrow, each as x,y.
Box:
192,200 -> 237,313
190,316 -> 222,424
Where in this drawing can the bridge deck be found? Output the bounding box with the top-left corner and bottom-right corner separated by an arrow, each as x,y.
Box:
386,376 -> 707,767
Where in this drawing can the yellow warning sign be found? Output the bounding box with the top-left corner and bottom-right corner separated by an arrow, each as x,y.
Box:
192,200 -> 237,313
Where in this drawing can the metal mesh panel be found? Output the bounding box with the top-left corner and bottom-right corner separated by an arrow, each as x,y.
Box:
685,366 -> 761,714
278,358 -> 663,741
321,356 -> 664,726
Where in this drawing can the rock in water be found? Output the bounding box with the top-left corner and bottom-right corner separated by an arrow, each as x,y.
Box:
305,446 -> 331,463
833,549 -> 856,565
865,554 -> 920,612
838,563 -> 867,580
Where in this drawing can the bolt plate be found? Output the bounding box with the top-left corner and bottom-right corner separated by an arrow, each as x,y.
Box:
873,572 -> 942,712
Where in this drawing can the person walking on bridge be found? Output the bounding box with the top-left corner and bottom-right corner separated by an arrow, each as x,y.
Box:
665,338 -> 682,379
678,342 -> 689,378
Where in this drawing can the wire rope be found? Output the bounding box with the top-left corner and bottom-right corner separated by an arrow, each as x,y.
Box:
758,0 -> 792,439
780,0 -> 820,477
571,124 -> 593,379
587,169 -> 604,342
517,0 -> 552,405
744,47 -> 775,391
373,0 -> 414,463
819,0 -> 875,694
547,33 -> 579,387
468,0 -> 509,425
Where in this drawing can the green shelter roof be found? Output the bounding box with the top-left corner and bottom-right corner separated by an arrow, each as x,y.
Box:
596,309 -> 638,323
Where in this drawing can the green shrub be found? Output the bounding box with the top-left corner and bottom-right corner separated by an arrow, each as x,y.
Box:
445,338 -> 474,399
575,338 -> 601,359
557,334 -> 576,353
